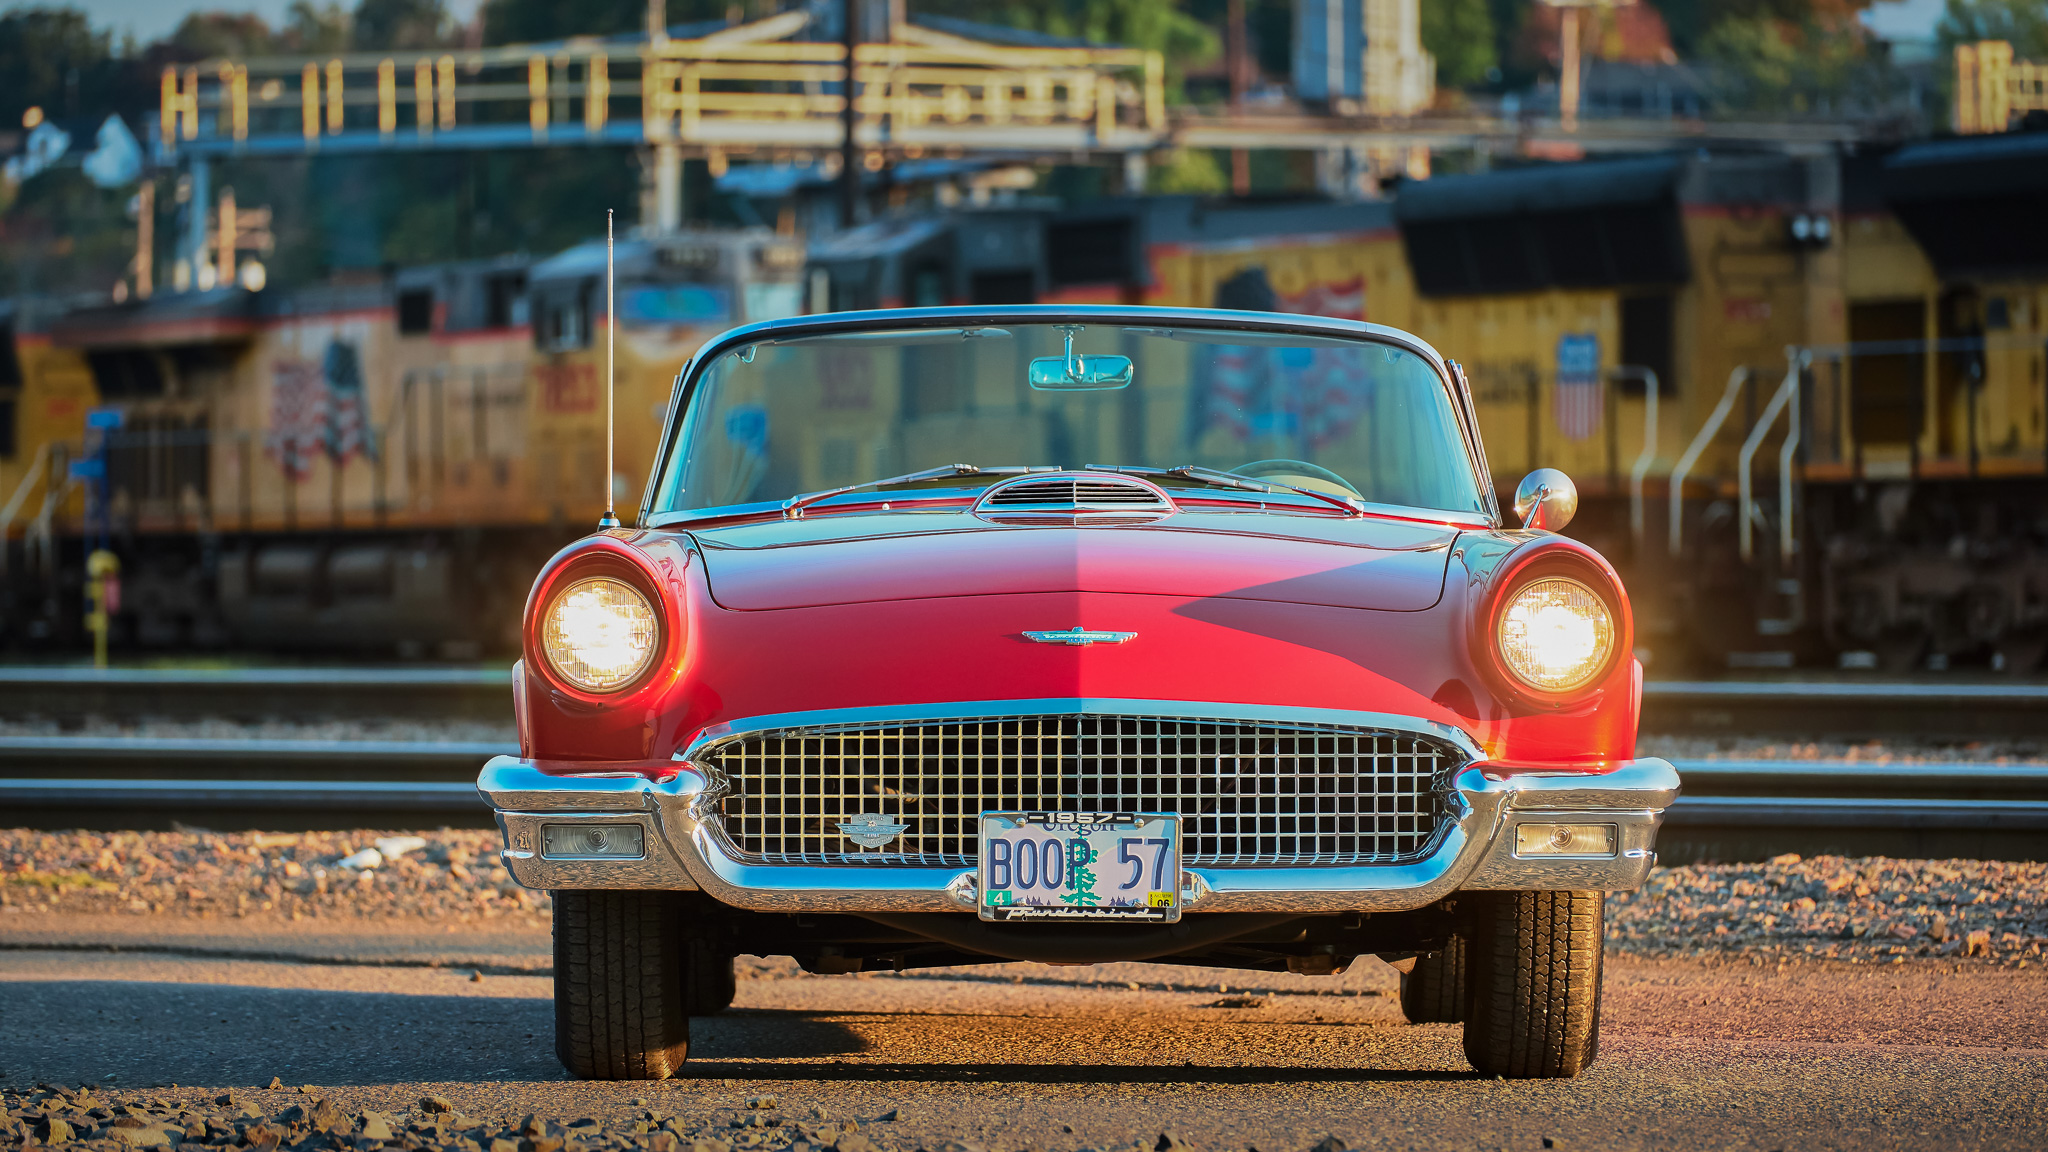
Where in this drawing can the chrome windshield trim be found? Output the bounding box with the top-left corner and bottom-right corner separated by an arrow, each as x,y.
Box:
674,697 -> 1486,765
638,305 -> 1496,530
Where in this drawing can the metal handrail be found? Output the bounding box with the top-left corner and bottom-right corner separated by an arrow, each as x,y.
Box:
1667,366 -> 1750,557
1776,351 -> 1809,561
1737,351 -> 1808,564
1609,366 -> 1659,549
0,442 -> 51,575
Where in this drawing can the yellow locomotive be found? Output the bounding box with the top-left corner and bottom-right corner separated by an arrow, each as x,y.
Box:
0,228 -> 804,653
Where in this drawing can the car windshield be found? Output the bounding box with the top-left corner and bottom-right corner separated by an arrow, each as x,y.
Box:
651,321 -> 1485,517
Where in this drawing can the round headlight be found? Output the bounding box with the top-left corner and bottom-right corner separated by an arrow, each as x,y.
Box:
1496,577 -> 1615,692
542,577 -> 659,692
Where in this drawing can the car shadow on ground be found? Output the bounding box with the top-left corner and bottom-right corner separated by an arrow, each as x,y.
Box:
0,979 -> 1472,1089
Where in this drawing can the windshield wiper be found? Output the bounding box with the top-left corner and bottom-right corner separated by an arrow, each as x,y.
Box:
1091,464 -> 1361,517
783,464 -> 1041,519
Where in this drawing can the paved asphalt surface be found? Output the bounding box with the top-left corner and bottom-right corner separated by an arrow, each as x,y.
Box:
2,918 -> 2046,1151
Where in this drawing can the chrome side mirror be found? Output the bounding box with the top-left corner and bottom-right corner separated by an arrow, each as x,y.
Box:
1514,468 -> 1578,532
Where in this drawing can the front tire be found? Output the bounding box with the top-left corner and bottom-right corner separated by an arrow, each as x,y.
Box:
553,890 -> 692,1080
1462,890 -> 1604,1079
1398,934 -> 1467,1023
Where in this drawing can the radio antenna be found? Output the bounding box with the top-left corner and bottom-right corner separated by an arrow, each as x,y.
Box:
598,209 -> 620,530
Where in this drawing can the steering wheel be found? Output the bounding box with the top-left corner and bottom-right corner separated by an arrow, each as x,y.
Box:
1229,459 -> 1364,500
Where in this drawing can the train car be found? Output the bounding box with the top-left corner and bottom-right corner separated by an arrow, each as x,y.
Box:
1819,131 -> 2048,672
0,228 -> 805,655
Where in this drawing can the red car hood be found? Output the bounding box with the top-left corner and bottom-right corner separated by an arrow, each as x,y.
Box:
688,511 -> 1460,612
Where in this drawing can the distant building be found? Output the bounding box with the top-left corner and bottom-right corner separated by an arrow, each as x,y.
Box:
1292,0 -> 1435,116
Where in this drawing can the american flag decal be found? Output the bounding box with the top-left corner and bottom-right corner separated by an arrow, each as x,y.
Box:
1553,332 -> 1602,443
268,337 -> 376,480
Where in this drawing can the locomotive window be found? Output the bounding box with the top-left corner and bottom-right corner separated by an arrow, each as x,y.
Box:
1046,220 -> 1133,286
1620,295 -> 1675,396
397,289 -> 434,335
486,273 -> 529,329
535,289 -> 589,351
969,270 -> 1035,305
85,350 -> 166,398
0,393 -> 15,459
0,318 -> 20,389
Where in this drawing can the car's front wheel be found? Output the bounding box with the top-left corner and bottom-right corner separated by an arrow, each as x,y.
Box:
553,890 -> 692,1079
1461,890 -> 1604,1079
1397,933 -> 1467,1024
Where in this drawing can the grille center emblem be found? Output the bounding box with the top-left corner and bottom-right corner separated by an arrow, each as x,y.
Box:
837,812 -> 910,849
1023,625 -> 1137,647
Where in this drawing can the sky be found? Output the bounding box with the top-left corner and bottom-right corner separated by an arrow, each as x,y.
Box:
1860,0 -> 1951,43
70,0 -> 485,45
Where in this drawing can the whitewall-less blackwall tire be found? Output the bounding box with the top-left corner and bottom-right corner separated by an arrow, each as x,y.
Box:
1462,889 -> 1604,1079
1398,933 -> 1468,1024
553,890 -> 692,1080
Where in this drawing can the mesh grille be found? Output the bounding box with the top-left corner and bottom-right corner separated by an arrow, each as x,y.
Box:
981,477 -> 1166,509
707,715 -> 1457,867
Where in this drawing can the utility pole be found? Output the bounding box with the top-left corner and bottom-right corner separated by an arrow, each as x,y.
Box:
1559,5 -> 1581,132
649,0 -> 681,232
1541,0 -> 1633,133
134,179 -> 153,299
1227,0 -> 1249,195
839,0 -> 861,228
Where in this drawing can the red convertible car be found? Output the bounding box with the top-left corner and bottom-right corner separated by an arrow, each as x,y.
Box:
479,306 -> 1678,1081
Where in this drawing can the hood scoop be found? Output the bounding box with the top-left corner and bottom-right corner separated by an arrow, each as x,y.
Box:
974,472 -> 1173,525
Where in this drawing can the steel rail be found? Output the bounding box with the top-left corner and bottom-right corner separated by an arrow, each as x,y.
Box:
2,755 -> 2043,818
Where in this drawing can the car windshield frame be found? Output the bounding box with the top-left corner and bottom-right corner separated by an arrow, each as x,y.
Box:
637,305 -> 1501,529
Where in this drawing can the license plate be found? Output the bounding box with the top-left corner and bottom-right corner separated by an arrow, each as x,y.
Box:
977,811 -> 1181,923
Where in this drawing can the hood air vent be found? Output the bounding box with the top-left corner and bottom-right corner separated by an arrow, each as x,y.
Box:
975,472 -> 1173,524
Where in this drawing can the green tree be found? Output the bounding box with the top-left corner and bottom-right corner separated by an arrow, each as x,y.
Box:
913,0 -> 1219,94
480,0 -> 729,45
1147,147 -> 1226,193
353,0 -> 450,50
165,11 -> 279,58
282,2 -> 353,52
1938,0 -> 2048,58
0,6 -> 121,126
1698,8 -> 1880,113
1422,0 -> 1498,89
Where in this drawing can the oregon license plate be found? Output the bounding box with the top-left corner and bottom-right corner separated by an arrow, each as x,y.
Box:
977,812 -> 1181,923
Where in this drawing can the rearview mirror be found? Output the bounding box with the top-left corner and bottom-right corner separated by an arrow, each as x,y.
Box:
1029,324 -> 1133,391
1029,354 -> 1134,390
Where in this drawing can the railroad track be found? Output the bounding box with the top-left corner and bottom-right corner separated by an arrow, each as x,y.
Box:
5,666 -> 2047,737
1640,679 -> 2048,739
2,735 -> 2043,859
0,666 -> 511,725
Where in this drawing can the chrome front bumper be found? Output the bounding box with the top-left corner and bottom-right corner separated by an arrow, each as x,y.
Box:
481,703 -> 1679,914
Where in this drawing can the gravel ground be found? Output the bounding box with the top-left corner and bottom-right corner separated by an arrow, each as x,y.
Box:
1608,853 -> 2047,965
4,830 -> 2044,968
0,830 -> 546,925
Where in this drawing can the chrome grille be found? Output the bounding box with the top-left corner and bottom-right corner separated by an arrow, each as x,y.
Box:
706,714 -> 1456,867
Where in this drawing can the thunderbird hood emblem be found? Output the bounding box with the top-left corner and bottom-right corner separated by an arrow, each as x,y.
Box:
837,812 -> 911,849
1023,626 -> 1137,647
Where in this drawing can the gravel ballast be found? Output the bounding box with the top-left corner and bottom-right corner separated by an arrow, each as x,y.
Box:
0,830 -> 545,924
4,830 -> 2044,967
